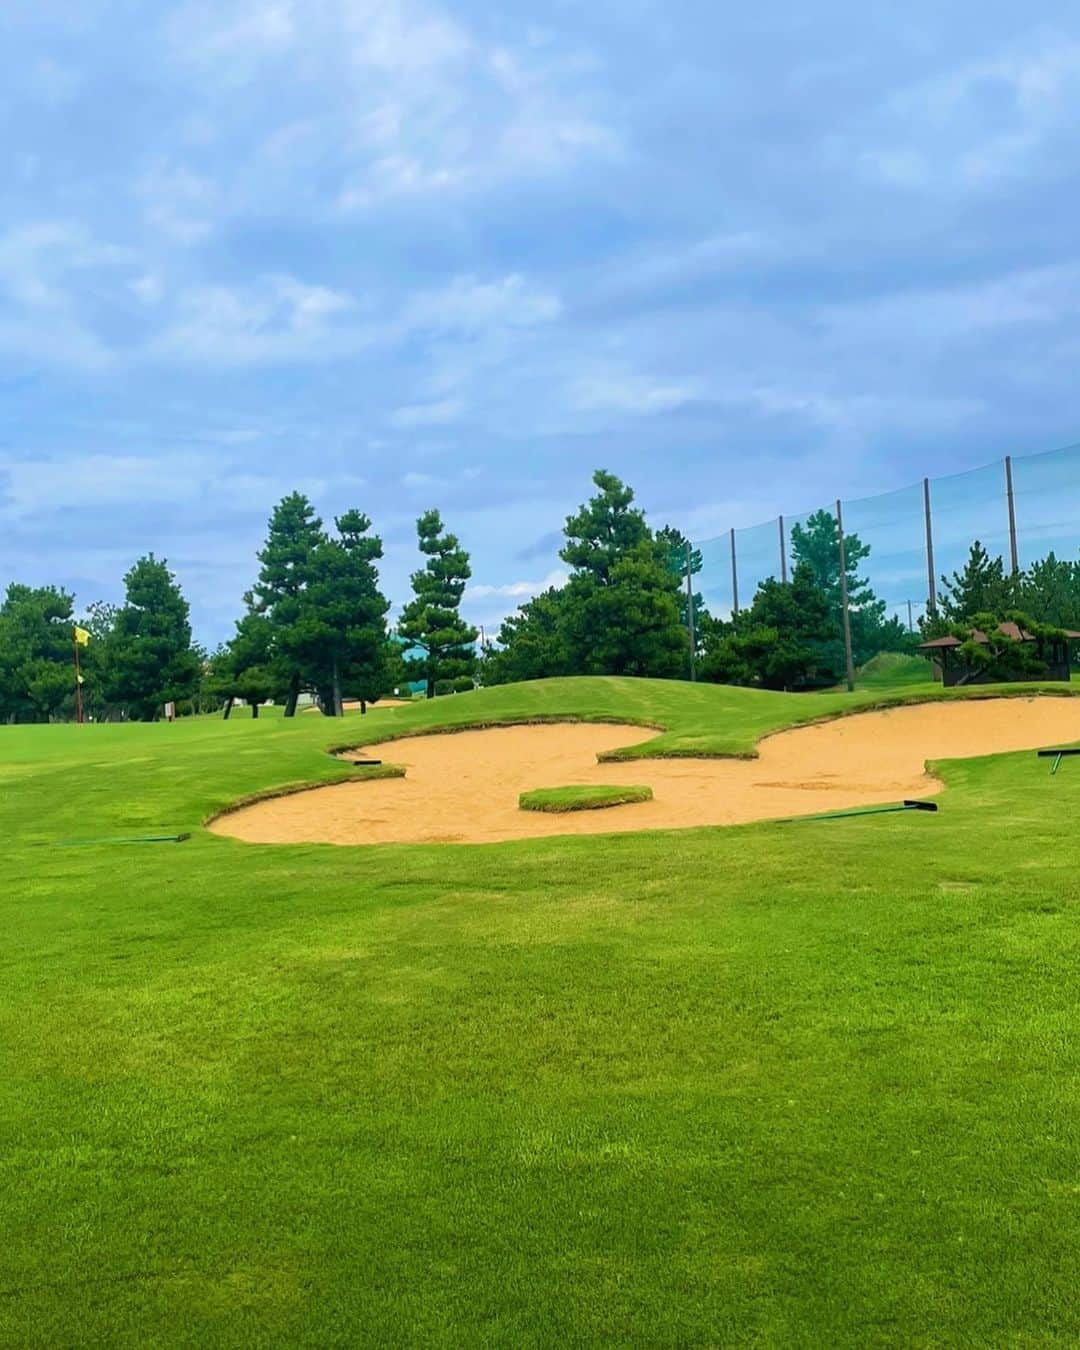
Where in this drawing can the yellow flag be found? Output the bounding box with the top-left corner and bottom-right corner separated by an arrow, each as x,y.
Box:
73,626 -> 90,646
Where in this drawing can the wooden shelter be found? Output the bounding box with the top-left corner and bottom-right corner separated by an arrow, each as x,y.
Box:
918,621 -> 1080,687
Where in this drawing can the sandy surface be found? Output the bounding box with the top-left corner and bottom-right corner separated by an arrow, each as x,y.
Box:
210,697 -> 1080,846
303,698 -> 412,713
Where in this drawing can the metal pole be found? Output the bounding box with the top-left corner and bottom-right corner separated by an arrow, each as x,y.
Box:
1005,454 -> 1019,574
923,477 -> 937,615
685,542 -> 697,681
907,599 -> 914,633
778,515 -> 787,583
730,527 -> 739,613
836,499 -> 856,693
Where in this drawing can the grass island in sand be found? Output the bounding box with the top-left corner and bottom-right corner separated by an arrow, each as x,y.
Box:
518,783 -> 654,813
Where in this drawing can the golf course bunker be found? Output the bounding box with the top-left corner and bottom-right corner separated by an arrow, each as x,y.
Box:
211,696 -> 1080,846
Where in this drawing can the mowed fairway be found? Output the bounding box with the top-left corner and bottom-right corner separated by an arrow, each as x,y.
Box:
5,676 -> 1080,1345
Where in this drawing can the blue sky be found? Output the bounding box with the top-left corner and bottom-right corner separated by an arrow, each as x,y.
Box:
4,1 -> 1080,644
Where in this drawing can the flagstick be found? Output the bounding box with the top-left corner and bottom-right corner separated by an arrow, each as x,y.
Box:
73,635 -> 83,725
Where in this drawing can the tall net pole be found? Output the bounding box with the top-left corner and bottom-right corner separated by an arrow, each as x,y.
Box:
684,541 -> 697,682
729,528 -> 739,613
1005,455 -> 1020,575
778,515 -> 787,583
923,477 -> 937,616
836,499 -> 856,693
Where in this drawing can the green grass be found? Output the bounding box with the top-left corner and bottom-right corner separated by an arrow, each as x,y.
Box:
853,650 -> 935,690
518,783 -> 653,813
5,675 -> 1080,1345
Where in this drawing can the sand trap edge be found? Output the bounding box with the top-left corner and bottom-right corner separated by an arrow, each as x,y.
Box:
204,764 -> 405,829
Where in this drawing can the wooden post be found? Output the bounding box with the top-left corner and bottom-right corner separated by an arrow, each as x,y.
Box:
730,528 -> 739,613
923,477 -> 937,616
685,541 -> 697,682
836,499 -> 856,693
778,515 -> 787,583
1005,455 -> 1020,574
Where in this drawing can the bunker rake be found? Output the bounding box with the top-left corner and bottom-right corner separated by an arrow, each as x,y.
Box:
777,800 -> 938,825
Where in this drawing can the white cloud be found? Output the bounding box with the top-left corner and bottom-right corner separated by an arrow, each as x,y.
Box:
168,0 -> 618,210
27,58 -> 81,104
573,371 -> 701,416
169,0 -> 296,68
0,222 -> 129,370
388,397 -> 464,428
403,274 -> 561,332
130,273 -> 163,305
820,262 -> 1080,343
858,33 -> 1080,191
468,568 -> 567,600
0,453 -> 209,518
341,0 -> 470,75
149,273 -> 360,365
137,161 -> 217,244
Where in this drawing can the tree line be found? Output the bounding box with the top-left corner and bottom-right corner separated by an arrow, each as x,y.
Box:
6,467 -> 1078,722
0,495 -> 477,723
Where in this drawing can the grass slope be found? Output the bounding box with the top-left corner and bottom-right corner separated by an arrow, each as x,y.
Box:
852,651 -> 933,690
519,784 -> 653,813
4,675 -> 1080,1346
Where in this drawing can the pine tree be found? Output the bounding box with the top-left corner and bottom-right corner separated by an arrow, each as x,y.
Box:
0,583 -> 77,722
562,541 -> 687,678
304,510 -> 390,715
556,472 -> 687,678
207,601 -> 277,718
560,469 -> 652,584
484,470 -> 689,683
939,541 -> 1018,622
252,493 -> 325,716
699,562 -> 838,690
789,508 -> 889,666
399,510 -> 478,698
1018,552 -> 1079,627
105,556 -> 200,721
481,588 -> 572,686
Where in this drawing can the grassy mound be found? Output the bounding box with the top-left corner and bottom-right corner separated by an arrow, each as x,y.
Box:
854,650 -> 932,690
519,783 -> 653,813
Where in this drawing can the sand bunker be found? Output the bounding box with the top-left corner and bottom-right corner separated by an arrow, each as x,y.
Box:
210,697 -> 1080,847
